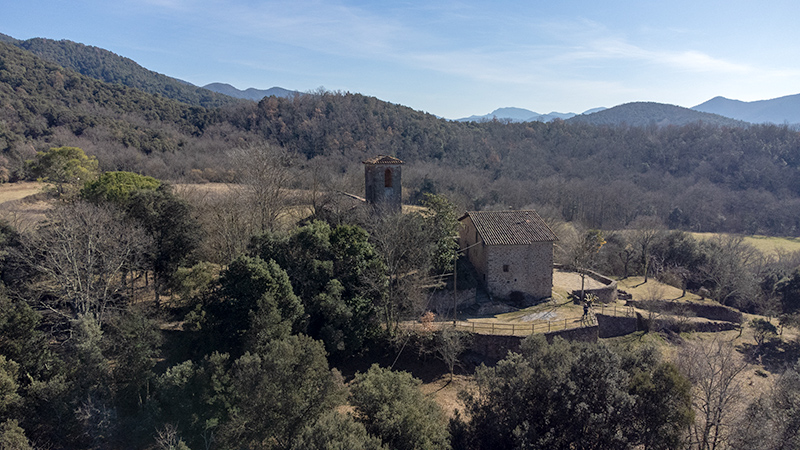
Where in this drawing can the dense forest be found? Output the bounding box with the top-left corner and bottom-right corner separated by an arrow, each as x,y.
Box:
0,36 -> 799,450
3,39 -> 800,235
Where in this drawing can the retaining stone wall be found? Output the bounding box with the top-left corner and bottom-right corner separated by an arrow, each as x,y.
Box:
627,300 -> 743,323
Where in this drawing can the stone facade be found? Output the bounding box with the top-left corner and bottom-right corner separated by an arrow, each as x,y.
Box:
460,211 -> 557,301
363,155 -> 403,213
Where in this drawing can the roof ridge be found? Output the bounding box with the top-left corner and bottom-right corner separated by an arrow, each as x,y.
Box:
362,155 -> 404,164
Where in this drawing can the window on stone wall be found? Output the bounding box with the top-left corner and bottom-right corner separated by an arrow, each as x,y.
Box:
503,264 -> 509,272
384,168 -> 392,187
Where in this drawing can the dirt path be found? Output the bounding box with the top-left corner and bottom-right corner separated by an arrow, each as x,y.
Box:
552,269 -> 607,291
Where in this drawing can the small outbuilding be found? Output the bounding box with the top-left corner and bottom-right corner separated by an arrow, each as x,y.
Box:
459,210 -> 558,301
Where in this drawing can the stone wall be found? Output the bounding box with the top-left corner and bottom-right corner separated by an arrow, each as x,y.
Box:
627,300 -> 743,323
486,242 -> 553,300
364,163 -> 402,212
460,220 -> 554,301
468,326 -> 598,360
544,325 -> 598,343
596,314 -> 641,338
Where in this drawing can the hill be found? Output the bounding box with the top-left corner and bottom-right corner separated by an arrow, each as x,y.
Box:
693,94 -> 800,125
567,102 -> 747,127
203,83 -> 299,101
457,107 -> 577,123
8,36 -> 241,108
6,38 -> 800,236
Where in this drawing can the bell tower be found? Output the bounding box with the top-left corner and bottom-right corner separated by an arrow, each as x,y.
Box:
363,155 -> 403,213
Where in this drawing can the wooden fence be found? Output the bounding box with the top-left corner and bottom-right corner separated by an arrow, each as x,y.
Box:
407,303 -> 634,337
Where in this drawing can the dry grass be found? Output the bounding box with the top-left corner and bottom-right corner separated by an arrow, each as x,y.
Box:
690,232 -> 800,257
616,276 -> 706,302
0,181 -> 52,230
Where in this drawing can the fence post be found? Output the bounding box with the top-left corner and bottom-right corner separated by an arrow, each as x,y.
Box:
548,320 -> 551,332
512,324 -> 515,335
565,318 -> 567,330
491,322 -> 495,334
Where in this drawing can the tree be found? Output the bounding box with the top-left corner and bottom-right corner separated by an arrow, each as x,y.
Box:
435,327 -> 471,381
125,185 -> 200,303
220,335 -> 345,450
21,201 -> 151,323
206,255 -> 304,355
291,411 -> 387,450
560,227 -> 606,300
81,170 -> 160,204
249,221 -> 384,357
698,235 -> 761,309
420,193 -> 460,275
0,419 -> 32,450
775,267 -> 800,314
751,318 -> 778,349
678,339 -> 748,450
229,144 -> 295,232
730,363 -> 800,450
365,211 -> 434,333
27,146 -> 99,196
350,364 -> 451,450
460,335 -> 693,450
629,362 -> 694,450
630,216 -> 666,283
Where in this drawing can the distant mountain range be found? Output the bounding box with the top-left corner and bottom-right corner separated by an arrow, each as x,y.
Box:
202,83 -> 299,101
459,95 -> 800,127
692,94 -> 800,125
456,107 -> 603,123
3,32 -> 799,128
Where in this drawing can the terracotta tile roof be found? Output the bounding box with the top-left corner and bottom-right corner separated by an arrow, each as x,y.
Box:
362,155 -> 404,165
460,210 -> 558,245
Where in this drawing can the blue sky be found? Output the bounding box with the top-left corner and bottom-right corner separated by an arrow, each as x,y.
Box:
2,0 -> 799,119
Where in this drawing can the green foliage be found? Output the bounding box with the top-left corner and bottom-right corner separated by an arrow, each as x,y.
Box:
0,293 -> 50,377
221,335 -> 345,450
82,170 -> 160,204
27,146 -> 98,194
16,37 -> 242,109
208,255 -> 304,355
776,267 -> 800,314
421,193 -> 460,274
124,185 -> 200,292
629,363 -> 694,450
0,356 -> 20,415
292,411 -> 387,450
250,221 -> 384,357
751,318 -> 779,347
155,353 -> 232,450
461,335 -> 693,450
106,306 -> 163,412
0,419 -> 32,450
350,364 -> 451,450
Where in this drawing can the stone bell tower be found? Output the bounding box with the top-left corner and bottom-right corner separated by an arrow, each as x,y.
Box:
363,155 -> 403,213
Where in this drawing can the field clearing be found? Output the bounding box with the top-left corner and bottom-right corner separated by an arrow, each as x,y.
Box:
616,276 -> 705,302
0,181 -> 51,230
690,231 -> 800,256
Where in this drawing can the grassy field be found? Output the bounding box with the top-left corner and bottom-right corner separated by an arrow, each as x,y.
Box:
0,181 -> 51,230
690,231 -> 800,256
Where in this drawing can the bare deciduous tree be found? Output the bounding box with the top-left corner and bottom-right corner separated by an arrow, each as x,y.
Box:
21,201 -> 151,323
229,144 -> 295,233
678,339 -> 748,450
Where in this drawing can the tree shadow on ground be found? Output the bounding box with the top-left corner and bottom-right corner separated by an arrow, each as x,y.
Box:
332,338 -> 485,383
738,338 -> 800,373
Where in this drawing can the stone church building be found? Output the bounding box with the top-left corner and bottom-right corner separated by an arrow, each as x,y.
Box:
362,155 -> 403,213
459,210 -> 558,301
